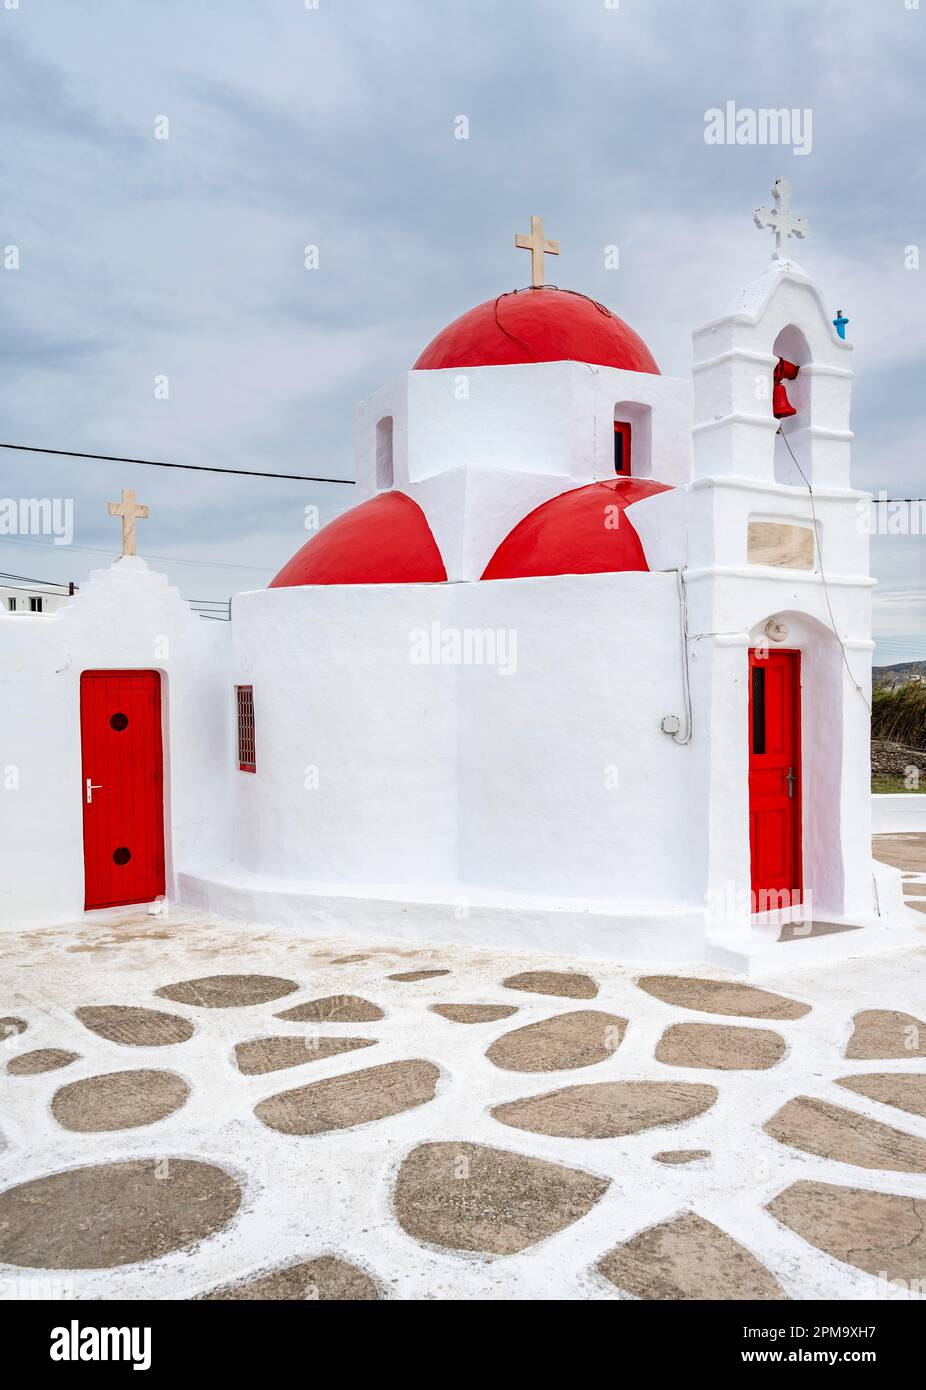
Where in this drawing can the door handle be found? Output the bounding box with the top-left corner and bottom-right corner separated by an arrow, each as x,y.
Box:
86,778 -> 103,804
786,767 -> 796,799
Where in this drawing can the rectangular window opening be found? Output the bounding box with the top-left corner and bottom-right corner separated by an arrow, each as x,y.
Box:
751,665 -> 766,755
236,685 -> 256,772
614,420 -> 632,475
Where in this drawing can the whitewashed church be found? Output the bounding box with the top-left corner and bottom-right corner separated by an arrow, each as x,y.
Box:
2,184 -> 917,970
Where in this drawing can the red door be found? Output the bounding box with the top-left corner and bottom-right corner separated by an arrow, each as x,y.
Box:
80,671 -> 165,910
748,649 -> 802,910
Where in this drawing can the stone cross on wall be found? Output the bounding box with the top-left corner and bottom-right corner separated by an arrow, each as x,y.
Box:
515,215 -> 560,287
754,178 -> 808,259
108,488 -> 149,557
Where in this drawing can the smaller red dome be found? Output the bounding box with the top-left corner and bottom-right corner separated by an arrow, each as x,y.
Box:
270,491 -> 446,587
481,478 -> 670,581
414,287 -> 659,374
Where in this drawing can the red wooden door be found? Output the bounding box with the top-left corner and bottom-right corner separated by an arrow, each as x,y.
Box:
80,671 -> 165,910
748,649 -> 802,909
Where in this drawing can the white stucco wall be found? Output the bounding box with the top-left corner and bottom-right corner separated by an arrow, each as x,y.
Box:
453,572 -> 696,901
225,572 -> 699,909
872,794 -> 926,834
229,581 -> 459,887
0,558 -> 233,929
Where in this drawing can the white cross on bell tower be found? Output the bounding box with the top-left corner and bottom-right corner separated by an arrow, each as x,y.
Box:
754,177 -> 808,260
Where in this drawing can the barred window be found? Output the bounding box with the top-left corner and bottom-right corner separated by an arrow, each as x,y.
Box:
236,685 -> 256,772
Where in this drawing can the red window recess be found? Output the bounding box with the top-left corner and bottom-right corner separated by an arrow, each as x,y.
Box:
614,420 -> 632,475
236,685 -> 256,772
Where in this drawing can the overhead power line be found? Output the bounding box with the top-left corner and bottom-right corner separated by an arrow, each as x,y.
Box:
0,569 -> 73,589
1,534 -> 275,572
0,442 -> 355,486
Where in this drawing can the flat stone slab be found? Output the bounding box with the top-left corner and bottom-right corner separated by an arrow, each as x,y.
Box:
0,1158 -> 240,1268
836,1072 -> 926,1120
873,832 -> 926,872
387,970 -> 450,982
486,1011 -> 628,1073
51,1069 -> 190,1133
275,995 -> 384,1024
764,1096 -> 926,1173
7,1049 -> 79,1076
75,1004 -> 194,1046
767,1180 -> 926,1281
328,954 -> 372,964
155,975 -> 299,1008
200,1256 -> 379,1301
234,1035 -> 377,1075
655,1022 -> 786,1071
394,1141 -> 609,1254
845,1009 -> 926,1059
778,919 -> 863,943
491,1081 -> 717,1138
637,975 -> 810,1020
431,1004 -> 519,1024
0,1018 -> 27,1039
654,1149 -> 711,1166
597,1213 -> 786,1300
255,1059 -> 439,1135
501,971 -> 598,1000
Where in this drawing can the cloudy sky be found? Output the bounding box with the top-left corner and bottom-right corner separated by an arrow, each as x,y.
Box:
1,0 -> 923,659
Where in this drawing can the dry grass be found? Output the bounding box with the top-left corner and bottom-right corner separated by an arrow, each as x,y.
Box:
872,683 -> 926,752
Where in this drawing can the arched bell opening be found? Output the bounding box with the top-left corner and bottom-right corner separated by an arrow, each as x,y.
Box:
771,326 -> 813,487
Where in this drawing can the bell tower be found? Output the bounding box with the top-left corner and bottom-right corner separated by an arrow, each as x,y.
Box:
691,179 -> 854,491
683,182 -> 875,954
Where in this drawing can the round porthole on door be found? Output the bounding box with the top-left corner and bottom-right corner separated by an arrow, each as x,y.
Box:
110,713 -> 129,731
113,847 -> 131,866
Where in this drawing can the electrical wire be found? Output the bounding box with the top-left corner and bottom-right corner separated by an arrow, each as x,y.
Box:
777,422 -> 872,713
0,442 -> 354,486
672,566 -> 693,745
1,535 -> 275,572
0,569 -> 73,590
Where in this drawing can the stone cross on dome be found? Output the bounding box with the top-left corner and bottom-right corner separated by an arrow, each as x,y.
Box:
515,214 -> 560,287
108,487 -> 149,557
754,177 -> 808,259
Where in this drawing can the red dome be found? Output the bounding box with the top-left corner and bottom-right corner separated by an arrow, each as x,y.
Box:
481,478 -> 671,581
414,287 -> 659,374
270,491 -> 447,587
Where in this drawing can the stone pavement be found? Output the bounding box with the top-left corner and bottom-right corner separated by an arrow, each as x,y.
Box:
0,838 -> 924,1301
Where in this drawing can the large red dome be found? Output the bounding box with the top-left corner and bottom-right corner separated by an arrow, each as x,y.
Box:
269,491 -> 446,588
481,478 -> 671,581
414,287 -> 659,374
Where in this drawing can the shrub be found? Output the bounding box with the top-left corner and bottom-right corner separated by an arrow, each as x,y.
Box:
872,681 -> 926,751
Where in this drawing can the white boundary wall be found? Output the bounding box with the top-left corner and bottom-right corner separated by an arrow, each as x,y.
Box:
0,559 -> 233,928
872,794 -> 926,834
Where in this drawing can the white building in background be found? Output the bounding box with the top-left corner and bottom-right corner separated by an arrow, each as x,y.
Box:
1,581 -> 76,615
0,189 -> 919,972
